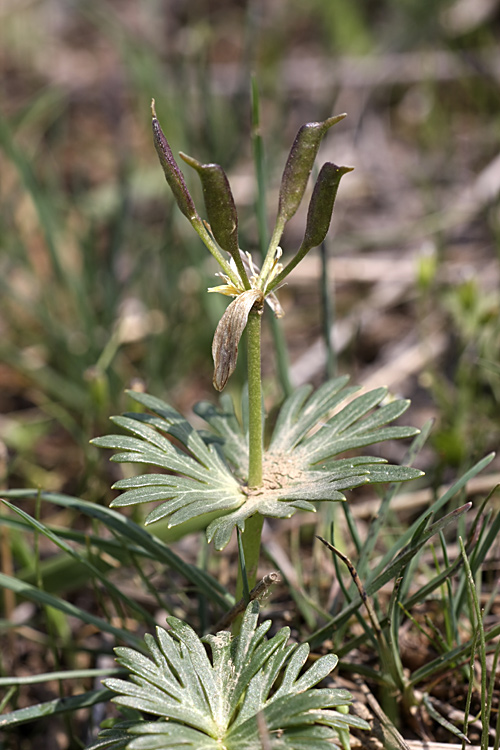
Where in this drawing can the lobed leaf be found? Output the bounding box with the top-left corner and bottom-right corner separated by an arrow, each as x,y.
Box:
91,601 -> 368,749
194,395 -> 248,477
94,380 -> 421,550
268,376 -> 353,452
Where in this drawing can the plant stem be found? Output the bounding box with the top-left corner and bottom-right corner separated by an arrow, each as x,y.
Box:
247,310 -> 263,488
191,218 -> 242,288
234,309 -> 264,622
235,513 -> 264,603
320,238 -> 336,378
258,217 -> 285,290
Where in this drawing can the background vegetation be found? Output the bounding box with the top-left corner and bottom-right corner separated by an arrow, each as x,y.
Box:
1,0 -> 499,748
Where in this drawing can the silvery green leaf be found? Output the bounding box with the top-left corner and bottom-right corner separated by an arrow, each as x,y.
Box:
268,376 -> 357,452
201,379 -> 421,546
95,379 -> 421,550
194,394 -> 248,477
126,723 -> 220,748
91,601 -> 368,749
92,391 -> 245,535
85,721 -> 136,749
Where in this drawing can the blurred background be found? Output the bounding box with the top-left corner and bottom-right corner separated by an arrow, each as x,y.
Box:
1,0 -> 500,498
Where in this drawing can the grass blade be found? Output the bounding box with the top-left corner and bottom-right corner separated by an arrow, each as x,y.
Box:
1,490 -> 233,611
0,572 -> 143,648
0,689 -> 114,729
0,668 -> 123,686
2,500 -> 157,627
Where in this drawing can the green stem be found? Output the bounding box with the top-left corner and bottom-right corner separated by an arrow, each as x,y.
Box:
266,240 -> 311,293
234,309 -> 264,622
235,513 -> 264,603
232,251 -> 252,291
258,217 -> 286,291
320,239 -> 336,378
247,310 -> 263,488
191,218 -> 242,288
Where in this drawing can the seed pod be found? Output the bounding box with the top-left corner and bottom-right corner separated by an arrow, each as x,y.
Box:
277,113 -> 346,225
151,99 -> 198,222
266,162 -> 353,293
212,289 -> 264,391
303,162 -> 354,249
180,152 -> 239,260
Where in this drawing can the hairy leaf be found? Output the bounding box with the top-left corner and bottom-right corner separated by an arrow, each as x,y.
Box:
91,390 -> 246,534
87,601 -> 368,750
95,379 -> 422,550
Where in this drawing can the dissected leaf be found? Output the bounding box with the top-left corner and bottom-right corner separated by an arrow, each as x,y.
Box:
91,390 -> 246,535
88,601 -> 368,750
95,380 -> 422,550
194,394 -> 248,477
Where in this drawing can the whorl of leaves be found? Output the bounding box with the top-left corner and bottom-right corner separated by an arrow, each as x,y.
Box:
92,377 -> 422,550
86,600 -> 369,749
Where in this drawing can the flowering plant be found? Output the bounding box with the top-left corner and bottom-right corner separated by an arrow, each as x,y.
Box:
88,99 -> 423,749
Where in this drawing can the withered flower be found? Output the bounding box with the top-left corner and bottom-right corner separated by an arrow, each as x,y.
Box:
212,289 -> 264,392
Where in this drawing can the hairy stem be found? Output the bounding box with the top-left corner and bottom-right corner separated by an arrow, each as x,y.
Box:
235,513 -> 264,605
234,309 -> 264,628
247,310 -> 263,488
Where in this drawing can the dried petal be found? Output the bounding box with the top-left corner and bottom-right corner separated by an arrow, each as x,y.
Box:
303,162 -> 354,249
277,114 -> 346,224
212,290 -> 264,391
180,152 -> 239,260
265,291 -> 284,318
151,99 -> 198,222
